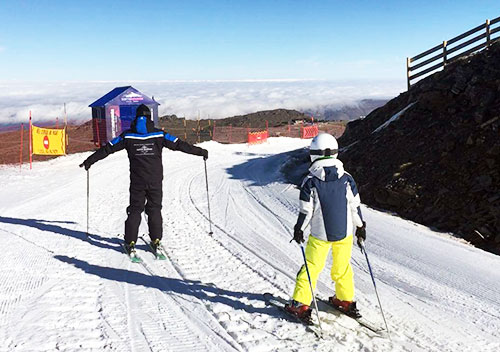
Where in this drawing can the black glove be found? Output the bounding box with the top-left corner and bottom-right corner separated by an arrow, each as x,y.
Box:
293,224 -> 304,244
201,149 -> 208,160
79,160 -> 91,171
355,221 -> 366,248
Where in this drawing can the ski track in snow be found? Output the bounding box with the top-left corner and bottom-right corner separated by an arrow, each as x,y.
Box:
0,137 -> 499,351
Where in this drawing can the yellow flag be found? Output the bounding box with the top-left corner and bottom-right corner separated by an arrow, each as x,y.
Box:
32,125 -> 66,155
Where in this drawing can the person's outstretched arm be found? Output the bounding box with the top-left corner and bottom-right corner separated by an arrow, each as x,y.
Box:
162,132 -> 208,159
79,134 -> 126,170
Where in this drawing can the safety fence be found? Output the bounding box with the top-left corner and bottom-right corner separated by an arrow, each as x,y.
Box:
212,122 -> 345,144
407,15 -> 500,88
158,119 -> 213,145
0,122 -> 97,166
162,126 -> 212,145
212,124 -> 311,144
0,119 -> 346,165
163,120 -> 326,144
302,125 -> 319,139
248,130 -> 269,144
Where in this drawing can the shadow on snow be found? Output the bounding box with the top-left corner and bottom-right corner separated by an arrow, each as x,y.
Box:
55,255 -> 285,319
0,215 -> 122,253
225,148 -> 308,187
0,217 -> 299,322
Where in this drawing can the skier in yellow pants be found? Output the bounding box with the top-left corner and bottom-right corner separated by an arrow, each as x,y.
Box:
285,133 -> 366,321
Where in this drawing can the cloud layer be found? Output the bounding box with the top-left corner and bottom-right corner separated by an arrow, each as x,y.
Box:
0,80 -> 404,125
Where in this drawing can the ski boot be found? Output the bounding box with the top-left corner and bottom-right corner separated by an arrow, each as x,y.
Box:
151,239 -> 167,260
124,241 -> 137,255
285,300 -> 312,324
124,241 -> 142,263
328,296 -> 361,318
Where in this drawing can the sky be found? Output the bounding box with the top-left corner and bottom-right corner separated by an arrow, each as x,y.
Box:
0,0 -> 497,81
0,1 -> 498,123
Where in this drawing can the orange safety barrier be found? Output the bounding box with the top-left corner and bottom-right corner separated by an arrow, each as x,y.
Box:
302,125 -> 319,139
248,130 -> 268,144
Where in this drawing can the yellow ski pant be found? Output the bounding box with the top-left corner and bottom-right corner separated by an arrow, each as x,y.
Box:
293,235 -> 354,306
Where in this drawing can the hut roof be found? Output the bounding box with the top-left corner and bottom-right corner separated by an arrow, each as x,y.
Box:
89,86 -> 131,107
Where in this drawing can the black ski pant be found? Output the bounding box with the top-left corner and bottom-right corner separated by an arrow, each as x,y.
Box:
124,182 -> 163,244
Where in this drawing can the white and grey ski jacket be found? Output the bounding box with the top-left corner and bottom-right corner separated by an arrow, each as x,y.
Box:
296,158 -> 364,242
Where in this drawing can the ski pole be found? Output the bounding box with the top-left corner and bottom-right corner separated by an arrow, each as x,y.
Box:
300,244 -> 323,336
203,159 -> 213,235
86,169 -> 89,237
360,240 -> 390,339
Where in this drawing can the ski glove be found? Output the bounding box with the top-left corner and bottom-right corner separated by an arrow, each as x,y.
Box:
355,221 -> 366,248
79,160 -> 92,171
201,149 -> 208,160
293,224 -> 304,244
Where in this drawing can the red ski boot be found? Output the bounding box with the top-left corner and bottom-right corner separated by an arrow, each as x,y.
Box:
328,296 -> 361,318
285,300 -> 312,324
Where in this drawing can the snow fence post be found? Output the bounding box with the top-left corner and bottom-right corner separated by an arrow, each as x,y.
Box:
29,111 -> 32,170
19,123 -> 24,168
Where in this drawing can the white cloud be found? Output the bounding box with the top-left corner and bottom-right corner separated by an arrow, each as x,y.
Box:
0,80 -> 405,125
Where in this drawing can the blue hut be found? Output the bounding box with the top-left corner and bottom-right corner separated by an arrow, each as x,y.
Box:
89,86 -> 160,145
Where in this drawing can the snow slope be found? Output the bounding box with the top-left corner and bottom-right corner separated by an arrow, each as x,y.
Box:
0,137 -> 499,352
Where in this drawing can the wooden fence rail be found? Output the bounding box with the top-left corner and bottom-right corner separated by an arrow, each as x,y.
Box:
407,16 -> 500,89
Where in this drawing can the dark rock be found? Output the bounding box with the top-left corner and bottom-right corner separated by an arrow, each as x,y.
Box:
474,110 -> 484,123
337,39 -> 500,256
476,175 -> 492,187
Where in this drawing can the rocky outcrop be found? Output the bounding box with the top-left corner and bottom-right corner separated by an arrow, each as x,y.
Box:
339,40 -> 500,254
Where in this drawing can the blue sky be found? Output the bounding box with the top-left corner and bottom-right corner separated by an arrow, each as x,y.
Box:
0,0 -> 498,82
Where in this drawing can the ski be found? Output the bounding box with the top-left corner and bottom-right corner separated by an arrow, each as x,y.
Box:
318,297 -> 384,334
139,235 -> 167,260
263,293 -> 321,337
119,241 -> 143,263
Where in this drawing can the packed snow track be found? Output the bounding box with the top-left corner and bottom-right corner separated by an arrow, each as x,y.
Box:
1,138 -> 499,352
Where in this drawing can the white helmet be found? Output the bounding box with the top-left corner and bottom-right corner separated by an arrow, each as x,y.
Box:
309,133 -> 338,162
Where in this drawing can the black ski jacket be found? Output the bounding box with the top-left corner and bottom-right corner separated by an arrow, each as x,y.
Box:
84,120 -> 206,185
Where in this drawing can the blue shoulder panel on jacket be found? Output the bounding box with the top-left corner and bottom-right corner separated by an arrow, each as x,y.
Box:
164,132 -> 178,142
109,136 -> 123,146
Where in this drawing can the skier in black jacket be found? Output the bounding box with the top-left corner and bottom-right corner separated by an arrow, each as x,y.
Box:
80,104 -> 208,257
